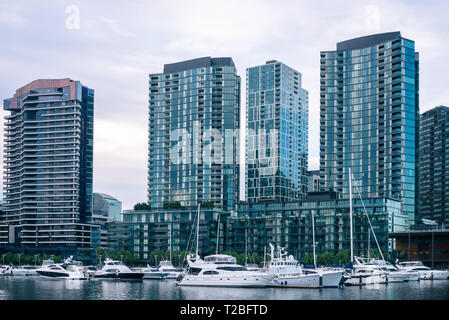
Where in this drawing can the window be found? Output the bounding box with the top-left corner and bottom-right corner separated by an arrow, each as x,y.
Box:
203,270 -> 219,275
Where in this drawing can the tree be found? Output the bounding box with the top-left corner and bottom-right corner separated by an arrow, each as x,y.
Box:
303,253 -> 315,266
332,250 -> 350,265
134,202 -> 152,211
200,201 -> 214,208
317,252 -> 333,266
236,253 -> 246,266
163,201 -> 183,209
248,253 -> 261,265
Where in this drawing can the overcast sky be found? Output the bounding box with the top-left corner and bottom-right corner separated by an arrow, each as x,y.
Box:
0,0 -> 448,210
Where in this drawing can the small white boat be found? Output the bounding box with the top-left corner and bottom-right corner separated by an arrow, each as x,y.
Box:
83,266 -> 98,277
369,259 -> 411,283
345,257 -> 388,286
141,266 -> 167,280
397,261 -> 449,280
158,260 -> 185,279
1,265 -> 37,276
92,258 -> 144,280
267,244 -> 344,288
36,257 -> 87,280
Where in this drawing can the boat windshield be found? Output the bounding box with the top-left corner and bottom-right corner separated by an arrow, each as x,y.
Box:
66,265 -> 78,272
399,261 -> 424,266
204,255 -> 237,264
216,266 -> 248,272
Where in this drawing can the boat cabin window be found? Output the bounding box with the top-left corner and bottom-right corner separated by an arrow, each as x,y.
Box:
204,255 -> 237,264
203,271 -> 220,275
216,266 -> 247,271
188,268 -> 202,275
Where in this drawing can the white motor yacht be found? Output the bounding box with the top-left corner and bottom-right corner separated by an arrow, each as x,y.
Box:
268,253 -> 320,288
176,254 -> 275,287
92,258 -> 144,280
345,257 -> 389,286
141,266 -> 167,280
267,244 -> 344,288
369,259 -> 414,282
36,257 -> 87,280
158,260 -> 185,279
396,261 -> 449,280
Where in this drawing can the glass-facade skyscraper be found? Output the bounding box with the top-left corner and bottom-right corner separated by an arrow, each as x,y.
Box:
1,79 -> 95,259
246,60 -> 308,203
419,106 -> 449,226
148,57 -> 240,209
319,32 -> 419,223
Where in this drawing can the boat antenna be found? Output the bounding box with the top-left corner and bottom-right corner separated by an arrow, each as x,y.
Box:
351,170 -> 385,261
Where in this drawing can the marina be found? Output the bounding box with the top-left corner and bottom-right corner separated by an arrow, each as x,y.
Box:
0,275 -> 448,300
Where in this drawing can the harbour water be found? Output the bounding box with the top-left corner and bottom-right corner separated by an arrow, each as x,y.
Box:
1,277 -> 448,300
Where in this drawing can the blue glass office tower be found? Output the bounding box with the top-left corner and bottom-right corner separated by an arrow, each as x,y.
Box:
148,57 -> 240,209
319,32 -> 419,223
1,79 -> 95,260
419,106 -> 449,226
246,60 -> 308,203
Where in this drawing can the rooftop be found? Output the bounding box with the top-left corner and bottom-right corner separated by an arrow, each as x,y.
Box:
336,31 -> 402,51
162,56 -> 235,74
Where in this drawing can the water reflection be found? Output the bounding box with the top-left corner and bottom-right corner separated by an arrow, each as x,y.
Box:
0,277 -> 448,300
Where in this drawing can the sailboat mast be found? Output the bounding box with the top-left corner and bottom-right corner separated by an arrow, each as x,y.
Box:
349,167 -> 354,264
196,204 -> 200,257
216,213 -> 220,254
367,229 -> 370,260
312,210 -> 317,268
169,222 -> 172,262
245,228 -> 248,266
263,247 -> 266,268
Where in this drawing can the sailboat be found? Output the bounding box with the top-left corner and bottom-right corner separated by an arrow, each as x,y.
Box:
305,210 -> 346,287
158,224 -> 185,279
344,168 -> 389,286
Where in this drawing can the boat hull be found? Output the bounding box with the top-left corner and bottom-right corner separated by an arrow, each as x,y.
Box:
423,271 -> 449,280
270,274 -> 321,288
386,272 -> 410,283
345,273 -> 387,286
36,271 -> 87,280
92,272 -> 144,280
143,273 -> 167,280
321,271 -> 345,287
177,274 -> 274,288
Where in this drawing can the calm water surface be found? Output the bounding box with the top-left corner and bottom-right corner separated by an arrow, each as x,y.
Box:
1,277 -> 448,300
